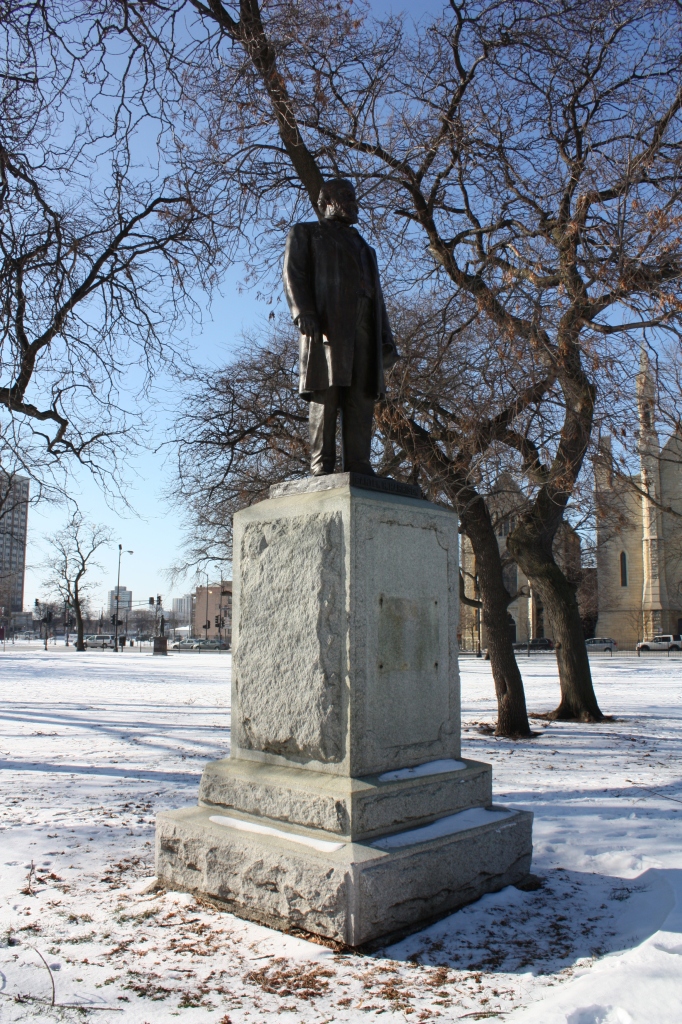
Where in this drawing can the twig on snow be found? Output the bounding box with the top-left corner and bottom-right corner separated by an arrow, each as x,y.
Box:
27,945 -> 55,1006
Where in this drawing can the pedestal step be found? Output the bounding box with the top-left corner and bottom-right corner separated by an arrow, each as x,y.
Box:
198,756 -> 492,842
156,803 -> 533,946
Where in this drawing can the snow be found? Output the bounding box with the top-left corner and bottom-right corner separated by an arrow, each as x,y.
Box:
1,644 -> 681,1022
377,757 -> 467,781
371,806 -> 517,850
208,814 -> 346,853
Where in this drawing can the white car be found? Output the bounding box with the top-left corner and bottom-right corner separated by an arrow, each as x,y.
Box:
636,634 -> 682,652
586,637 -> 618,652
84,634 -> 115,649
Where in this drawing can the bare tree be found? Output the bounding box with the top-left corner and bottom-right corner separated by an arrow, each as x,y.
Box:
0,1 -> 224,499
41,514 -> 113,650
159,0 -> 682,721
53,0 -> 682,722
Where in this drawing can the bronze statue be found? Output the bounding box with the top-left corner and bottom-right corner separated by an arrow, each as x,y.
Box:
283,179 -> 398,476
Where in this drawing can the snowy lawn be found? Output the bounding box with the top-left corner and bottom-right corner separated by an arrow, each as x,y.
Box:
0,646 -> 680,1023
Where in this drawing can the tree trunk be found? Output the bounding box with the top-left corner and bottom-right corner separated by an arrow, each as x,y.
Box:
74,581 -> 85,652
461,496 -> 532,738
509,528 -> 603,722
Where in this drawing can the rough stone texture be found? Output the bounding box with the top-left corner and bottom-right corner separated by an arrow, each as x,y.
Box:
156,805 -> 533,946
231,483 -> 460,777
269,472 -> 422,500
234,511 -> 344,763
198,757 -> 493,842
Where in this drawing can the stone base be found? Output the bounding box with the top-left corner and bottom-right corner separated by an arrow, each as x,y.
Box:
156,803 -> 533,946
198,757 -> 492,842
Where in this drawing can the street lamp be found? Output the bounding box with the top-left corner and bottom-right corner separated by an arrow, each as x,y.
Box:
204,570 -> 210,641
113,544 -> 133,652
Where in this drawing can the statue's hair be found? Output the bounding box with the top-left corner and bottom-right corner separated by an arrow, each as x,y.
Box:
318,178 -> 356,208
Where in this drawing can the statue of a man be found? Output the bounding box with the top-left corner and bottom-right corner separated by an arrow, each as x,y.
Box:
283,179 -> 398,476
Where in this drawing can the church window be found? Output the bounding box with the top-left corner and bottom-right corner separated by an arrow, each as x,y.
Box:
620,551 -> 628,587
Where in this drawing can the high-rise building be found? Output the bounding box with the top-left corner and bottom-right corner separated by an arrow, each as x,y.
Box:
172,594 -> 193,623
108,586 -> 132,616
0,474 -> 29,618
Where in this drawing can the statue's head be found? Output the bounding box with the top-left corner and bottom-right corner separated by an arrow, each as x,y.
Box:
318,179 -> 359,224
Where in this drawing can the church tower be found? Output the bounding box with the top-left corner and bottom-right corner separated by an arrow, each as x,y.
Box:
637,348 -> 668,635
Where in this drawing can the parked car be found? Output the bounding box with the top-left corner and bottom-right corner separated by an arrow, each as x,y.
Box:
84,634 -> 115,649
512,637 -> 555,653
636,634 -> 682,652
172,639 -> 199,650
192,639 -> 230,651
586,637 -> 618,652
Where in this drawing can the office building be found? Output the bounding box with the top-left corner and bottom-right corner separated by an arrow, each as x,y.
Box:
0,473 -> 29,618
172,594 -> 193,623
193,582 -> 232,642
108,586 -> 132,616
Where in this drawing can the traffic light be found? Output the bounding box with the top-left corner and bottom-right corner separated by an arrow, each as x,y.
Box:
111,614 -> 116,624
214,615 -> 220,627
149,597 -> 154,606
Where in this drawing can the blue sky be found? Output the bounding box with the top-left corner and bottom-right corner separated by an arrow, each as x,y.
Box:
23,0 -> 448,615
25,264 -> 266,614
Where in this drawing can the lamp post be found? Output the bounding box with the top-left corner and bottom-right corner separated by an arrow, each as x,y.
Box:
113,545 -> 133,652
204,571 -> 210,641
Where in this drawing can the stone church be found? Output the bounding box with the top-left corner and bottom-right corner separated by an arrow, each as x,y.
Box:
458,352 -> 682,650
595,352 -> 682,646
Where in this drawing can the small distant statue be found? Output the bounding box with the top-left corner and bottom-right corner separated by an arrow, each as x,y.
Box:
283,179 -> 399,476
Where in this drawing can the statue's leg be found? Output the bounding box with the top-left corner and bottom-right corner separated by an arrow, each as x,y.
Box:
340,297 -> 375,475
309,387 -> 339,475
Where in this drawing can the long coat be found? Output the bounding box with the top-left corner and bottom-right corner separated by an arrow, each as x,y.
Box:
283,220 -> 398,399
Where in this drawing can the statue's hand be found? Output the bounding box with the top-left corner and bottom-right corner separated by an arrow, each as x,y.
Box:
382,342 -> 399,371
296,313 -> 322,341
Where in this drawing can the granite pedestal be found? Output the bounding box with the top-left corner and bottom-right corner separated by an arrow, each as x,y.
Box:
156,474 -> 532,946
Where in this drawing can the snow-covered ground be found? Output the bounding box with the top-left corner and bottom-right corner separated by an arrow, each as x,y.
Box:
1,646 -> 680,1023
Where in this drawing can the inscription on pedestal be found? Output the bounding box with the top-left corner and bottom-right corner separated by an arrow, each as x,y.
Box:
377,595 -> 442,746
364,518 -> 453,763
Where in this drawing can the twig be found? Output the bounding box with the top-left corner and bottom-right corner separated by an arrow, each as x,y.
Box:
0,992 -> 123,1011
624,780 -> 682,805
20,861 -> 36,896
26,945 -> 55,1006
457,1013 -> 508,1020
3,946 -> 124,1012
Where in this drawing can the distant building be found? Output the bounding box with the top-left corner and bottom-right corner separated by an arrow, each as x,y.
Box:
595,351 -> 682,645
172,594 -> 193,623
0,474 -> 29,618
193,583 -> 232,642
108,586 -> 132,616
11,610 -> 34,631
459,475 -> 584,649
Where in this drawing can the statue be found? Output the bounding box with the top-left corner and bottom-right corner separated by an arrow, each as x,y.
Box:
283,179 -> 399,476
